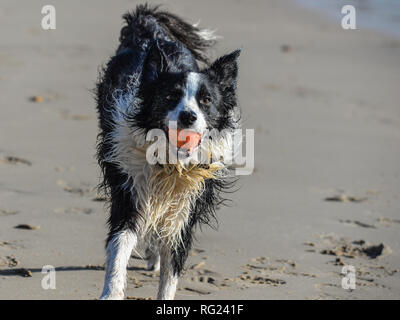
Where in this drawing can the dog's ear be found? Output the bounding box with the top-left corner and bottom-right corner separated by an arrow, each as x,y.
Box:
207,49 -> 241,92
142,44 -> 166,83
105,48 -> 137,87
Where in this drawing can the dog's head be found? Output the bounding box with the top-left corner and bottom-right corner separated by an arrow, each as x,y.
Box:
137,46 -> 241,156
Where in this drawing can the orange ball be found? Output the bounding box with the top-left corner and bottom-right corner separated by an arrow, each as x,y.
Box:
168,129 -> 201,152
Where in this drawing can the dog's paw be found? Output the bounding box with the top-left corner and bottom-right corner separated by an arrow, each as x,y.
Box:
145,249 -> 160,272
146,259 -> 160,272
99,291 -> 124,300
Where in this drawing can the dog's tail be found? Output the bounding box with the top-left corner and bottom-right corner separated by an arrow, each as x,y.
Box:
119,4 -> 218,64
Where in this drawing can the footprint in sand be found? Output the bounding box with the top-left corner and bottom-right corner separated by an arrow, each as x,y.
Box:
54,207 -> 94,215
236,256 -> 317,289
244,256 -> 315,279
57,109 -> 93,121
180,268 -> 224,296
377,217 -> 400,227
313,236 -> 391,259
324,194 -> 367,203
127,276 -> 144,288
0,209 -> 19,217
126,249 -> 294,297
237,273 -> 286,286
54,166 -> 76,173
41,106 -> 92,121
0,255 -> 19,267
56,178 -> 104,200
305,233 -> 396,289
338,219 -> 376,229
126,248 -> 231,297
56,179 -> 94,197
0,155 -> 32,166
182,253 -> 300,295
0,241 -> 22,249
180,254 -> 242,295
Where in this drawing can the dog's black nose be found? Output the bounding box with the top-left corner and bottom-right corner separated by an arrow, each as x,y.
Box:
178,110 -> 197,127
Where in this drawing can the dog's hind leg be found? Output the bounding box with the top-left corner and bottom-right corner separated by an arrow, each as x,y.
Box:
100,229 -> 137,300
156,221 -> 196,300
157,246 -> 178,300
145,246 -> 160,272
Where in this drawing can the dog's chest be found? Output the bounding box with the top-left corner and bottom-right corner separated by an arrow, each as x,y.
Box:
135,163 -> 218,248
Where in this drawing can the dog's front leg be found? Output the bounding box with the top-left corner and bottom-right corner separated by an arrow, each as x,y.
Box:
100,230 -> 137,300
157,247 -> 178,300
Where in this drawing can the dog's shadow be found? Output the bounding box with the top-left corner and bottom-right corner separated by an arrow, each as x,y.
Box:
0,264 -> 147,277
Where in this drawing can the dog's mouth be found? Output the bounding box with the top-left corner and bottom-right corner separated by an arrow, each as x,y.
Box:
164,127 -> 202,154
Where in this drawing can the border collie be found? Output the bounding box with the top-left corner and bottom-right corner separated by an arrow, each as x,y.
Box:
96,4 -> 241,300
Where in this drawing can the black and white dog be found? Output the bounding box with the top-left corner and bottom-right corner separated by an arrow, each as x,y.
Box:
96,4 -> 241,300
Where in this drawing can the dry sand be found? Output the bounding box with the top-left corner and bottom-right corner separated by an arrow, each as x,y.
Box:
0,0 -> 399,299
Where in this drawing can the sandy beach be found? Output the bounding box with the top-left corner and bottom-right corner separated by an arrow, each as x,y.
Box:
1,0 -> 399,299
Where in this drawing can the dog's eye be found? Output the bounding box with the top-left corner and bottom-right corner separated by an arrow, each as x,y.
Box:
199,96 -> 211,106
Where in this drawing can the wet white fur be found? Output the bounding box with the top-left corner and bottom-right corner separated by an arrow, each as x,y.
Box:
100,230 -> 137,300
157,247 -> 178,300
193,21 -> 221,41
